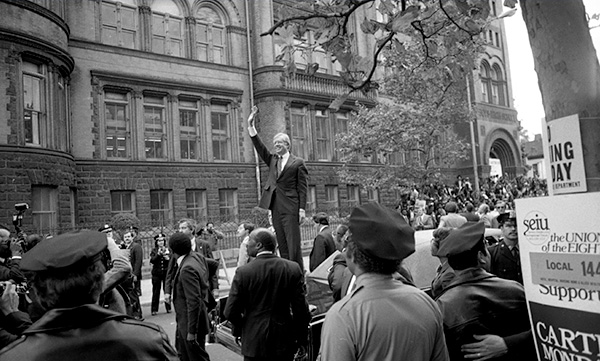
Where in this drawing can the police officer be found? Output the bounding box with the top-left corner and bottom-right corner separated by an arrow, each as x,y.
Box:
319,203 -> 449,361
435,222 -> 535,361
0,230 -> 178,361
489,210 -> 522,284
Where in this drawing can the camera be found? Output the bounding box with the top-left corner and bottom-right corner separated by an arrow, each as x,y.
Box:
0,281 -> 28,295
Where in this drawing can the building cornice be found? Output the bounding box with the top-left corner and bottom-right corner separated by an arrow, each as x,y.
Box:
74,159 -> 256,169
91,70 -> 244,97
0,0 -> 70,37
0,29 -> 74,72
254,88 -> 376,107
0,145 -> 75,162
69,38 -> 249,74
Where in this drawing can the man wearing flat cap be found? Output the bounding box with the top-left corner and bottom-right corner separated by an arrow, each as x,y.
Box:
434,222 -> 535,361
319,203 -> 449,361
0,230 -> 178,361
309,212 -> 335,272
488,210 -> 523,284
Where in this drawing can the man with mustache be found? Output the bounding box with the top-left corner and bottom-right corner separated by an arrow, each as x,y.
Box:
488,211 -> 523,284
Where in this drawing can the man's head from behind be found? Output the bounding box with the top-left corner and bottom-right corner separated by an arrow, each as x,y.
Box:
247,228 -> 277,257
345,203 -> 415,276
444,201 -> 458,214
20,230 -> 108,311
169,232 -> 192,257
273,133 -> 291,156
437,222 -> 489,271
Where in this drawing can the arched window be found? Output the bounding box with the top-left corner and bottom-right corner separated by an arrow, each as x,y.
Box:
196,6 -> 227,64
492,64 -> 507,106
101,0 -> 138,49
480,61 -> 492,103
151,0 -> 184,57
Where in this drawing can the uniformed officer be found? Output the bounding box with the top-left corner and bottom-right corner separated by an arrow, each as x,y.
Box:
488,210 -> 522,284
435,222 -> 535,361
0,230 -> 178,361
318,203 -> 449,361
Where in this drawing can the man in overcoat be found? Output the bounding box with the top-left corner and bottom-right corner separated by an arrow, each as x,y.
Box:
224,228 -> 310,361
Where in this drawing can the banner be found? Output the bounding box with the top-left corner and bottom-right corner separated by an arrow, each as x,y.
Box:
516,194 -> 600,361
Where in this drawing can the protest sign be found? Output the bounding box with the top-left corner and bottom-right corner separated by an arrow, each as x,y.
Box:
516,194 -> 600,361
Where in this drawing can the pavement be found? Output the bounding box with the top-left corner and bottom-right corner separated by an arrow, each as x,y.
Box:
140,255 -> 311,307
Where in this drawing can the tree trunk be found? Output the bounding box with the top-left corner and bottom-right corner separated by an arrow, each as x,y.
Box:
521,0 -> 600,191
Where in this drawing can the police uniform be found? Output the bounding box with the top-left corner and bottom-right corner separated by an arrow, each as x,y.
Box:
319,203 -> 449,361
488,211 -> 523,284
434,222 -> 535,361
0,230 -> 178,361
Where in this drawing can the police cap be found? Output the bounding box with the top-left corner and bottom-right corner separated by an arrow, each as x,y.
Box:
497,210 -> 517,225
436,221 -> 485,257
21,230 -> 108,272
349,202 -> 415,261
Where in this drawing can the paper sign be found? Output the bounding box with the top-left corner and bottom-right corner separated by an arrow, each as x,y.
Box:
542,114 -> 587,195
516,194 -> 600,361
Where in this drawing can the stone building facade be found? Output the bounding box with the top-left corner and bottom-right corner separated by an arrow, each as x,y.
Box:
0,0 -> 521,234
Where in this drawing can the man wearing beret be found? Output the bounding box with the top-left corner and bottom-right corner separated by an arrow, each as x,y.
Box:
319,203 -> 449,361
434,222 -> 535,361
309,212 -> 336,272
169,232 -> 214,361
488,210 -> 523,284
0,230 -> 178,361
224,228 -> 310,361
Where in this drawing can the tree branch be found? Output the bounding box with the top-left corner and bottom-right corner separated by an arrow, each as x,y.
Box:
349,31 -> 395,91
438,0 -> 475,37
261,0 -> 374,37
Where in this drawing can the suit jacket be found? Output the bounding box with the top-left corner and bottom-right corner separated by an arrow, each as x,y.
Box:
127,241 -> 143,279
251,134 -> 308,214
173,252 -> 212,338
488,240 -> 523,284
309,226 -> 335,271
412,214 -> 435,230
224,253 -> 310,359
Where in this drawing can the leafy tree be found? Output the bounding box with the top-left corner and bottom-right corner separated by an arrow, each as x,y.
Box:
265,0 -> 496,100
110,213 -> 141,234
336,34 -> 478,188
266,0 -> 494,187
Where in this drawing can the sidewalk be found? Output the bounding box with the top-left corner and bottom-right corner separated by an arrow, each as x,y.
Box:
140,255 -> 310,307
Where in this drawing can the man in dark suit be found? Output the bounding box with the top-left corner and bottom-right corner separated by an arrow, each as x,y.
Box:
123,229 -> 143,320
309,212 -> 335,272
488,211 -> 522,284
247,106 -> 308,271
169,232 -> 213,361
224,228 -> 310,361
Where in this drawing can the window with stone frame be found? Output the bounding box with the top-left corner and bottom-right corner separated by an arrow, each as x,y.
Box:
179,98 -> 201,160
22,61 -> 47,147
101,0 -> 137,49
315,109 -> 332,161
480,61 -> 492,103
306,185 -> 317,213
186,189 -> 207,220
110,190 -> 136,215
218,188 -> 238,222
335,112 -> 349,160
151,0 -> 184,57
492,64 -> 508,106
324,185 -> 340,216
143,95 -> 167,159
104,91 -> 131,159
31,185 -> 58,234
290,105 -> 309,159
150,189 -> 173,225
367,188 -> 380,203
211,103 -> 231,161
346,185 -> 360,208
196,6 -> 227,64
